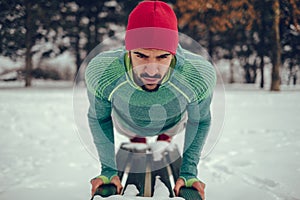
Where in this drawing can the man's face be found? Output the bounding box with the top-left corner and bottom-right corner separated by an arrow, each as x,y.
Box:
130,48 -> 173,92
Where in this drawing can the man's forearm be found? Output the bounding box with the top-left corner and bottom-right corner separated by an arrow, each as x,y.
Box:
180,117 -> 211,180
180,95 -> 212,180
88,113 -> 117,178
87,91 -> 117,178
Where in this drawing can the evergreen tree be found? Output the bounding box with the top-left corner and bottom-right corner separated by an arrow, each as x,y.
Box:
59,0 -> 127,81
0,0 -> 63,86
281,0 -> 300,86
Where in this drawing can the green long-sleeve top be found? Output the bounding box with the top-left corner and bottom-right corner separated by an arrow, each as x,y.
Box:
85,45 -> 216,181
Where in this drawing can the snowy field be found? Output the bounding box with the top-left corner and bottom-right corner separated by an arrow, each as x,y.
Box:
0,81 -> 300,200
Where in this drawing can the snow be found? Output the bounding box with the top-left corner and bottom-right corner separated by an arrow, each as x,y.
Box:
0,56 -> 22,73
0,81 -> 300,200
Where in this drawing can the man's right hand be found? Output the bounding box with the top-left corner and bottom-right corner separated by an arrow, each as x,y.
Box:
90,176 -> 123,196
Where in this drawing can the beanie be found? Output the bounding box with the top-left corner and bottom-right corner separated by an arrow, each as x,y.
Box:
125,0 -> 179,55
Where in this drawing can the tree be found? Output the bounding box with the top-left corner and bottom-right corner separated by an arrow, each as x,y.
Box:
59,0 -> 128,82
175,0 -> 300,89
1,0 -> 126,86
0,1 -> 27,60
244,0 -> 300,89
270,0 -> 300,90
24,0 -> 33,87
270,0 -> 282,91
0,0 -> 63,87
174,0 -> 256,83
281,0 -> 300,86
251,0 -> 274,88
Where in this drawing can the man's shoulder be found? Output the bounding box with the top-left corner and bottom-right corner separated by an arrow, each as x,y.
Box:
85,48 -> 126,98
179,48 -> 213,68
87,48 -> 124,67
174,48 -> 216,102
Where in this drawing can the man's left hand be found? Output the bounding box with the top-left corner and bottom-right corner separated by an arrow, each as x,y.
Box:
174,178 -> 206,200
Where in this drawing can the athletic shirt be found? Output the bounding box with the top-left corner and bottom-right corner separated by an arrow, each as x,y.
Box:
85,45 -> 216,181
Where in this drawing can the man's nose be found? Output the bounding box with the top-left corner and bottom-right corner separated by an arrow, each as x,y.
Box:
144,63 -> 159,76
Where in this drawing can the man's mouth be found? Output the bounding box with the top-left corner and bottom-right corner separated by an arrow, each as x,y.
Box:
140,73 -> 161,84
142,77 -> 160,84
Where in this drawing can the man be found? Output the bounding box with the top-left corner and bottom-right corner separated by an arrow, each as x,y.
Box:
85,1 -> 216,199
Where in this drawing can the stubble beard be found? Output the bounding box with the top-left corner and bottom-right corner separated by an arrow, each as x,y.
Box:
133,73 -> 162,92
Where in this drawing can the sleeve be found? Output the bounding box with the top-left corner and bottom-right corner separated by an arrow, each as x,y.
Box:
179,94 -> 213,182
87,90 -> 118,179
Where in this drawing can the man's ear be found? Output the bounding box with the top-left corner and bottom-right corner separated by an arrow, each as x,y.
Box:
128,51 -> 132,65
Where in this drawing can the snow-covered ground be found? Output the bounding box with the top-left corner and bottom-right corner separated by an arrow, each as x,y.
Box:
0,81 -> 299,200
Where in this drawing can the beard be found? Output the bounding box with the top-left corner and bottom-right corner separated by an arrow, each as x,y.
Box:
141,84 -> 160,92
133,73 -> 162,92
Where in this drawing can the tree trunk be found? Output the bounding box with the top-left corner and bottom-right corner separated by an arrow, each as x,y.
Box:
207,29 -> 213,60
270,0 -> 281,91
74,14 -> 82,84
229,58 -> 235,84
253,63 -> 257,84
260,56 -> 265,88
245,63 -> 251,83
258,0 -> 266,89
25,0 -> 33,87
74,34 -> 81,84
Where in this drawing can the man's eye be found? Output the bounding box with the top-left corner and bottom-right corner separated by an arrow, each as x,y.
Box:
137,54 -> 146,58
158,55 -> 167,59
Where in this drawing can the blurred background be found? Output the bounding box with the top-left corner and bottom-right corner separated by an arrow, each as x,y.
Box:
1,1 -> 300,200
0,0 -> 299,90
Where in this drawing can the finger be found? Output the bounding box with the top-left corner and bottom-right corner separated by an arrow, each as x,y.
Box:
111,176 -> 123,194
116,183 -> 123,194
90,178 -> 103,196
192,181 -> 206,200
91,182 -> 99,196
173,179 -> 185,196
113,181 -> 123,194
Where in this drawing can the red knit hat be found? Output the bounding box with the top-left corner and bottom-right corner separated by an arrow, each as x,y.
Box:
125,0 -> 179,55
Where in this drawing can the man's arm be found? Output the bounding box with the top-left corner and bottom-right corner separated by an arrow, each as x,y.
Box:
87,90 -> 118,179
179,94 -> 212,181
174,95 -> 212,199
